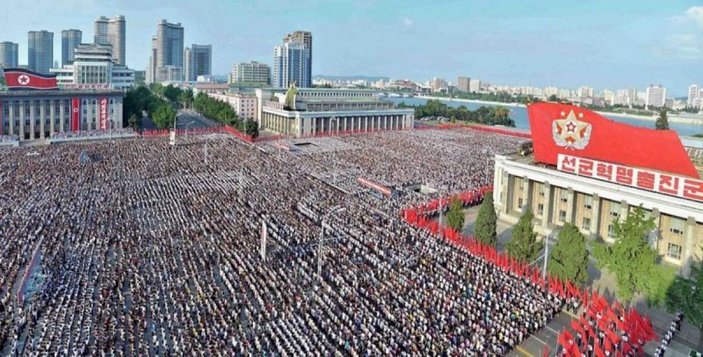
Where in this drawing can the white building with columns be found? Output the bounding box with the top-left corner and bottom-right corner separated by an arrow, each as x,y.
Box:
255,88 -> 414,137
0,89 -> 124,141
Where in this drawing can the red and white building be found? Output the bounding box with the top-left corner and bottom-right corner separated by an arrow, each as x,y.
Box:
494,103 -> 703,276
0,68 -> 123,141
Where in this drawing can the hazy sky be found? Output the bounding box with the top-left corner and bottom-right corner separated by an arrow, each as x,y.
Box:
1,0 -> 701,95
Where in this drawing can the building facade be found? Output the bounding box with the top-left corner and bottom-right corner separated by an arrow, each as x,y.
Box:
28,30 -> 53,74
469,79 -> 482,93
457,76 -> 470,92
646,85 -> 666,108
154,20 -> 184,82
207,92 -> 258,121
185,44 -> 211,82
688,85 -> 698,108
229,61 -> 270,85
61,29 -> 82,66
256,88 -> 414,137
0,42 -> 19,68
94,16 -> 126,65
273,31 -> 312,88
50,44 -> 134,90
493,154 -> 703,276
0,89 -> 124,140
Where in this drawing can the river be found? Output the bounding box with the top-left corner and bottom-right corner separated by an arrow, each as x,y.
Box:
384,97 -> 703,137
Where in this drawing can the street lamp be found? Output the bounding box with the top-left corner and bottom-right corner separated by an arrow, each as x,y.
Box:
185,121 -> 195,136
317,205 -> 345,281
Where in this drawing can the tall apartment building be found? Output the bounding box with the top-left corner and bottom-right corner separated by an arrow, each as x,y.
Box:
94,16 -> 126,65
61,29 -> 82,66
28,30 -> 54,74
688,84 -> 699,107
0,41 -> 19,68
184,44 -> 211,81
430,77 -> 448,92
230,61 -> 270,85
457,76 -> 470,92
469,79 -> 482,93
273,31 -> 312,88
148,20 -> 184,83
646,85 -> 666,108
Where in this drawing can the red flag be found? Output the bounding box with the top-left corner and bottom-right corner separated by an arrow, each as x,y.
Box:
3,68 -> 59,90
594,342 -> 606,357
527,102 -> 698,178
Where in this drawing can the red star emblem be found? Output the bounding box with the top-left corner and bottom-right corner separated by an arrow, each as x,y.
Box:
18,75 -> 30,86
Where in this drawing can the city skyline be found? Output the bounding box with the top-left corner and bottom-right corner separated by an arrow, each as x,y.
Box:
0,0 -> 701,95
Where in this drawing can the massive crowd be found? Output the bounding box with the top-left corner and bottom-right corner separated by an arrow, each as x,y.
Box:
0,128 -> 573,356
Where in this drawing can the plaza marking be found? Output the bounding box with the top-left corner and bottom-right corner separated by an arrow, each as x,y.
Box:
516,345 -> 535,357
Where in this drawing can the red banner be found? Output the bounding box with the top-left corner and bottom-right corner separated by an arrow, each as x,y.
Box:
528,102 -> 698,178
71,97 -> 80,132
357,177 -> 392,197
99,97 -> 108,130
3,68 -> 58,90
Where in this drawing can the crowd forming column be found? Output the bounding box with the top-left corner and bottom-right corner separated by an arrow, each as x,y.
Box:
29,101 -> 35,140
49,99 -> 55,137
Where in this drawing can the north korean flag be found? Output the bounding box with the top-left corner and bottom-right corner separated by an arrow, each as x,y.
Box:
528,102 -> 698,178
3,68 -> 58,90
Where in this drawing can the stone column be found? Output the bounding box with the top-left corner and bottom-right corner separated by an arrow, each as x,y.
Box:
29,101 -> 35,140
522,176 -> 531,213
39,100 -> 46,139
364,116 -> 368,132
59,100 -> 65,132
589,193 -> 600,237
682,217 -> 697,277
650,208 -> 661,251
505,175 -> 515,215
19,100 -> 25,140
620,200 -> 629,221
9,101 -> 14,136
565,187 -> 575,224
49,99 -> 55,137
542,181 -> 552,227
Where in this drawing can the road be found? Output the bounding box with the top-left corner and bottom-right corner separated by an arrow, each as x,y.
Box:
141,110 -> 220,131
507,311 -> 577,357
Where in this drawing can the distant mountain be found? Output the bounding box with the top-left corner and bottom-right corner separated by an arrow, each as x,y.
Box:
314,75 -> 390,82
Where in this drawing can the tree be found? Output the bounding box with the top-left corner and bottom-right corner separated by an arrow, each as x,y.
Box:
548,223 -> 589,285
655,108 -> 669,130
474,191 -> 497,246
548,94 -> 559,102
151,103 -> 176,129
592,207 -> 676,306
446,197 -> 465,232
179,88 -> 193,109
128,114 -> 141,131
666,249 -> 703,350
238,120 -> 259,138
507,209 -> 543,262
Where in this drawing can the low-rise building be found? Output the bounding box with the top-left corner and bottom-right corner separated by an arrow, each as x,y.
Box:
1,69 -> 124,141
207,92 -> 257,121
255,87 -> 414,137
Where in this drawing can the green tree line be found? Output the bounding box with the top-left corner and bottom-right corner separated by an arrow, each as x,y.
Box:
399,99 -> 515,127
193,93 -> 259,137
123,86 -> 176,130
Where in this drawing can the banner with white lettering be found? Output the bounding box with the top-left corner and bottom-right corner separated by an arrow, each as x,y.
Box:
99,97 -> 108,130
557,154 -> 703,203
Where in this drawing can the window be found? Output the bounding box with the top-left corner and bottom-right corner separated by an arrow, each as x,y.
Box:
537,203 -> 544,216
609,203 -> 620,218
584,196 -> 593,210
539,185 -> 546,197
582,217 -> 591,230
558,210 -> 566,222
607,224 -> 615,238
669,218 -> 685,236
560,189 -> 568,203
667,243 -> 682,260
517,198 -> 523,209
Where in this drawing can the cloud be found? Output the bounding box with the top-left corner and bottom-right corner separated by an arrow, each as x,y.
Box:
402,17 -> 414,27
686,6 -> 703,28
